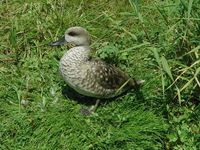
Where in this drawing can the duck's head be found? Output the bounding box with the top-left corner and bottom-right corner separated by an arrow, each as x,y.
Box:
50,27 -> 90,47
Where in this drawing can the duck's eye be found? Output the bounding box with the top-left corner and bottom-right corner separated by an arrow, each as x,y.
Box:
68,31 -> 78,36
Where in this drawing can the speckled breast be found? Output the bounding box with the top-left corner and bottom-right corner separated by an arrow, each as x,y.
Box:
59,46 -> 114,98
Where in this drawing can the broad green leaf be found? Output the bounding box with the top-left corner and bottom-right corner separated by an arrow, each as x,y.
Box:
151,48 -> 161,67
161,56 -> 174,81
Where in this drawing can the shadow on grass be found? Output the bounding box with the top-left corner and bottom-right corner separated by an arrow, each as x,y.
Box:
61,84 -> 145,107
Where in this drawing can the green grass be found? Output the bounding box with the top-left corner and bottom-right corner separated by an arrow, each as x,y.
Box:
0,0 -> 199,149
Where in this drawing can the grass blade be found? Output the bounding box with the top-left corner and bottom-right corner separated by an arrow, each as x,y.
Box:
180,78 -> 194,93
128,0 -> 143,23
183,45 -> 200,57
194,67 -> 200,76
9,25 -> 17,49
187,0 -> 193,19
176,87 -> 182,105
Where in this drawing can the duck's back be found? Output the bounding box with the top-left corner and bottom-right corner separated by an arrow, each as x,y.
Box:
82,59 -> 135,98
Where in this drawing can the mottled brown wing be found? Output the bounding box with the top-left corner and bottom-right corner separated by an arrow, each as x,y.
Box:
91,59 -> 132,90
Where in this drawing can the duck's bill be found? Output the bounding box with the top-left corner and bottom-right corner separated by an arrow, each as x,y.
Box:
49,36 -> 66,46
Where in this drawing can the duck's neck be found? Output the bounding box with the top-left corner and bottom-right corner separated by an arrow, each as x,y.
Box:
66,46 -> 91,63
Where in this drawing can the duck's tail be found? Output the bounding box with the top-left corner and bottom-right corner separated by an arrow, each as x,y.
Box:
130,79 -> 145,87
135,79 -> 145,85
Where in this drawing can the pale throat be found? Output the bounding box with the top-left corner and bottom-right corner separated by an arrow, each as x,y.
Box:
64,46 -> 91,65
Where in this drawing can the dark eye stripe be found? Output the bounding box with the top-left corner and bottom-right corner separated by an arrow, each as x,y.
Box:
68,31 -> 79,36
